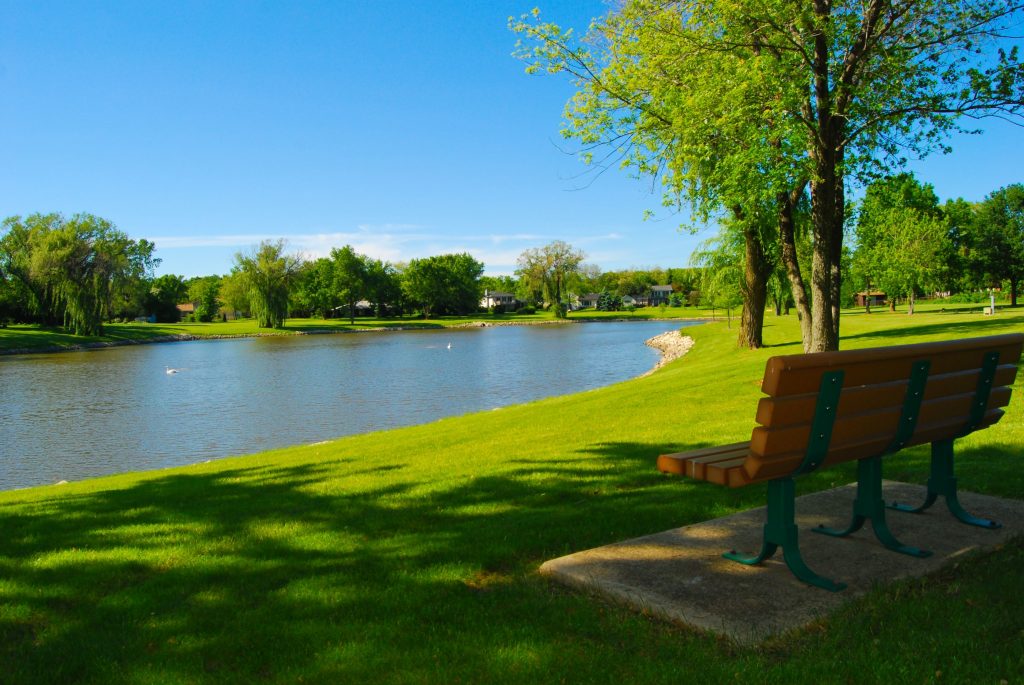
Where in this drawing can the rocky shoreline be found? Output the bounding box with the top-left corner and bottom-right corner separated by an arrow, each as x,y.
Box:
641,330 -> 695,376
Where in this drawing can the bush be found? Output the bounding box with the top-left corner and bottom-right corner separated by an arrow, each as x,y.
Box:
517,305 -> 536,315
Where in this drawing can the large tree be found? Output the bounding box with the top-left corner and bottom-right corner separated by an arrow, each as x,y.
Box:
515,240 -> 585,318
513,0 -> 1024,351
401,253 -> 484,317
331,245 -> 369,324
970,183 -> 1024,306
234,240 -> 301,328
0,213 -> 157,334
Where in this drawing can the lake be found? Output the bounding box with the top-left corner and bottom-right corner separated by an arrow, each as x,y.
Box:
0,320 -> 696,491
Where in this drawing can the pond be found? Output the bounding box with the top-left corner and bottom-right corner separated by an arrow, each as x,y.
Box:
0,320 -> 697,491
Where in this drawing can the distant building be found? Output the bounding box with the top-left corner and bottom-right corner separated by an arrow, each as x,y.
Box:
175,302 -> 196,320
579,293 -> 601,308
650,285 -> 674,305
481,290 -> 517,309
855,291 -> 886,307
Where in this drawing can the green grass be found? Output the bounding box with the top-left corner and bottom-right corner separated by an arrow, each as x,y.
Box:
2,306 -> 1023,683
0,306 -> 706,353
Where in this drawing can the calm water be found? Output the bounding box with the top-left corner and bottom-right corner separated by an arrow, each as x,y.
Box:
0,321 -> 695,491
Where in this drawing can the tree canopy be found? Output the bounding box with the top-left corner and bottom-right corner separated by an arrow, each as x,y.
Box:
0,213 -> 157,335
233,240 -> 301,329
513,0 -> 1024,350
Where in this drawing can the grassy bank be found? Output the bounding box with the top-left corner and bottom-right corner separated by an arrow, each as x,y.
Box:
1,306 -> 1023,683
0,306 -> 707,354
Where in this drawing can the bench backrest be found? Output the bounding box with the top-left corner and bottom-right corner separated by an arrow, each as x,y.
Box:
742,334 -> 1024,484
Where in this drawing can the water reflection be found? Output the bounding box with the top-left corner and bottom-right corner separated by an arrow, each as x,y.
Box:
0,321 -> 695,490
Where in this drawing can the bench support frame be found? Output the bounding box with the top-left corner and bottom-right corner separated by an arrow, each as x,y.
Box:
724,477 -> 846,592
889,439 -> 1001,529
723,372 -> 848,592
888,352 -> 1002,529
812,456 -> 932,557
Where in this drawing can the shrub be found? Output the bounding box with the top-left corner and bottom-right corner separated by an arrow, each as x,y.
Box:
517,305 -> 536,315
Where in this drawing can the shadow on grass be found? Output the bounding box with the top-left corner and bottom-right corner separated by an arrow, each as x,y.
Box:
0,442 -> 744,683
2,433 -> 1020,683
840,311 -> 1024,345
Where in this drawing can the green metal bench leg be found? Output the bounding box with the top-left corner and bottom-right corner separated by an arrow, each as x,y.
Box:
888,440 -> 1001,529
814,457 -> 932,558
723,478 -> 846,592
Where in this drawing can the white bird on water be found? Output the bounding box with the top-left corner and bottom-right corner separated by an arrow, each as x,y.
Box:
447,342 -> 452,350
165,366 -> 181,375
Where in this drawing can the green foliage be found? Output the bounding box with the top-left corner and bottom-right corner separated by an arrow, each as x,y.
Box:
331,245 -> 369,324
969,183 -> 1024,306
515,241 -> 585,319
291,258 -> 336,319
0,213 -> 157,335
402,253 -> 484,317
146,274 -> 189,323
853,175 -> 948,313
218,271 -> 250,317
234,240 -> 301,329
187,276 -> 221,322
513,0 -> 1024,350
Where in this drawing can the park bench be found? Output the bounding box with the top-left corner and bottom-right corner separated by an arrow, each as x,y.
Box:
657,333 -> 1024,591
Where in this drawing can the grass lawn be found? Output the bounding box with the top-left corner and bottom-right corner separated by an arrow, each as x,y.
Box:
1,305 -> 1023,683
0,306 -> 707,353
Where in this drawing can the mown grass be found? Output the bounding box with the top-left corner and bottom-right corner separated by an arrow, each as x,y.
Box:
1,305 -> 1022,683
0,306 -> 707,353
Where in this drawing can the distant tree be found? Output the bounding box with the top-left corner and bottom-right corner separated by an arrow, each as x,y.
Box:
479,275 -> 518,294
402,253 -> 484,317
331,245 -> 369,324
364,257 -> 402,317
219,271 -> 251,317
853,175 -> 945,313
516,241 -> 585,318
187,276 -> 221,322
291,258 -> 336,319
146,274 -> 189,322
970,184 -> 1024,306
234,240 -> 301,328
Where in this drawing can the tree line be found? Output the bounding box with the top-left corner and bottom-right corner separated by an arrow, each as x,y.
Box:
1,219 -> 706,333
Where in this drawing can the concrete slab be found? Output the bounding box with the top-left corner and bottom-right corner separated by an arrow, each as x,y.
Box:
540,481 -> 1024,645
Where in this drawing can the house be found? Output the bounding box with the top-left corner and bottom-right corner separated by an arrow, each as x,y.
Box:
621,295 -> 637,307
650,285 -> 674,305
579,293 -> 601,308
481,290 -> 517,310
855,291 -> 886,307
175,302 -> 196,321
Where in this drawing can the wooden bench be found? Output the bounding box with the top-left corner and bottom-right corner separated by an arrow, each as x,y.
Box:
658,333 -> 1024,591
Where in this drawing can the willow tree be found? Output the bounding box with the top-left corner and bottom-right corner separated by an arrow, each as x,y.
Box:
0,213 -> 157,335
234,240 -> 301,328
513,0 -> 1024,351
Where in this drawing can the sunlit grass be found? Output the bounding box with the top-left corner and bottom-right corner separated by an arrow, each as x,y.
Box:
1,306 -> 1022,683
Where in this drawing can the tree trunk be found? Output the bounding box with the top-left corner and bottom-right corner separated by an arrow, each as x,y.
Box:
738,220 -> 771,349
777,190 -> 814,352
908,291 -> 915,314
1011,278 -> 1019,307
806,0 -> 842,352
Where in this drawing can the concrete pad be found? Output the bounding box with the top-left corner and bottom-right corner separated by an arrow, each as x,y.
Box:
540,481 -> 1024,645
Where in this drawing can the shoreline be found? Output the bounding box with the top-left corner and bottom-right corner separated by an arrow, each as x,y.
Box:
641,330 -> 695,376
0,316 -> 704,357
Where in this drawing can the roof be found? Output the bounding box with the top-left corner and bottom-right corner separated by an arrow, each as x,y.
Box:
176,303 -> 195,313
651,285 -> 673,292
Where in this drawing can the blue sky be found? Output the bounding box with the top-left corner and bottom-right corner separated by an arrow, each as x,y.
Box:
2,1 -> 1022,278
